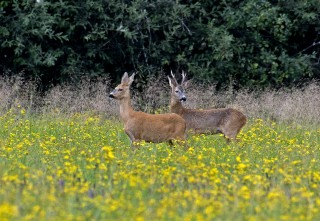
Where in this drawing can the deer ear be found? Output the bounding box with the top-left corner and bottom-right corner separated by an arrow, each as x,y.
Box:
183,80 -> 191,88
168,76 -> 176,88
128,73 -> 135,85
121,72 -> 129,83
168,76 -> 173,87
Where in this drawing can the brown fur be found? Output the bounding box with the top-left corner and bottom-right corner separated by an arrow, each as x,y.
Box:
168,71 -> 247,141
110,72 -> 186,146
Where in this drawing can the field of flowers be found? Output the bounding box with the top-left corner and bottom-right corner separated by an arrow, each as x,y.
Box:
0,105 -> 319,221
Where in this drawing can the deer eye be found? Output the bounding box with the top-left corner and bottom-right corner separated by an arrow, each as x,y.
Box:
118,88 -> 123,91
175,90 -> 179,93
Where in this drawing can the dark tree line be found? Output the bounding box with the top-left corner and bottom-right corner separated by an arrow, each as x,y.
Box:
0,0 -> 319,89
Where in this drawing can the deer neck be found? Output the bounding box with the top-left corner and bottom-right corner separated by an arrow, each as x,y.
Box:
170,99 -> 185,115
118,97 -> 134,124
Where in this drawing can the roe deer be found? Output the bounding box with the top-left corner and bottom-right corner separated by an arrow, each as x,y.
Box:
109,72 -> 186,146
168,71 -> 247,141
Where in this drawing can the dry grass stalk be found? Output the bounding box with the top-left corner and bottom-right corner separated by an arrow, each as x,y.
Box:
0,76 -> 318,125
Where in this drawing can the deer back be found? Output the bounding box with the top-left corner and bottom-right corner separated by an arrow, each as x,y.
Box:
124,111 -> 186,143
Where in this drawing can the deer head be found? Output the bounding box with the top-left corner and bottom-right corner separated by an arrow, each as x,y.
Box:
168,70 -> 190,102
109,72 -> 135,100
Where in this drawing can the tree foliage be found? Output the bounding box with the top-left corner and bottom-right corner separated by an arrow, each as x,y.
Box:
0,0 -> 319,88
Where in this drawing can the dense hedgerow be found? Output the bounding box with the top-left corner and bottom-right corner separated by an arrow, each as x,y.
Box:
0,0 -> 319,88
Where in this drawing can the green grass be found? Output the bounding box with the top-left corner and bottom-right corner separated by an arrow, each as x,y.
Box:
0,107 -> 319,221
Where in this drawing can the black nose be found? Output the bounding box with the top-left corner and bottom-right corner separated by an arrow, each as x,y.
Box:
109,94 -> 115,98
180,97 -> 186,102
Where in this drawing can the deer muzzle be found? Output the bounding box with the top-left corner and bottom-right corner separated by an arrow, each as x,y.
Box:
180,97 -> 186,102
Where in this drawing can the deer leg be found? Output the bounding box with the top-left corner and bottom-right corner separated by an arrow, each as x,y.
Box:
170,137 -> 188,150
168,140 -> 174,146
125,130 -> 139,149
223,131 -> 237,143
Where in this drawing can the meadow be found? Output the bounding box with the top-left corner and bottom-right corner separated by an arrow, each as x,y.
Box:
0,76 -> 319,220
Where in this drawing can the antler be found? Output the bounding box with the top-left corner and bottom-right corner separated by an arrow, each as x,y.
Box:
170,70 -> 179,85
181,70 -> 187,85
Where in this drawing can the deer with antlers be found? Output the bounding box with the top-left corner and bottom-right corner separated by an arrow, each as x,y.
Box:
109,72 -> 186,147
168,71 -> 247,142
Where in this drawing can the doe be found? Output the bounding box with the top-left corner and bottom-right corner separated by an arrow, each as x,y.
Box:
110,72 -> 186,147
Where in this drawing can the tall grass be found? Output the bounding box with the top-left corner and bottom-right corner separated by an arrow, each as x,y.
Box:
1,75 -> 319,125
